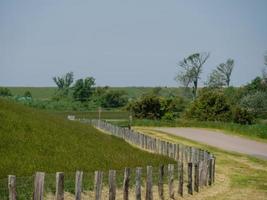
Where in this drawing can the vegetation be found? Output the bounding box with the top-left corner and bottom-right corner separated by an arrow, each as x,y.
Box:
0,99 -> 174,179
100,90 -> 128,108
0,87 -> 12,97
73,77 -> 95,102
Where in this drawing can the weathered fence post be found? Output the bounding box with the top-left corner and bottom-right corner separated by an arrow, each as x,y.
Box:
187,163 -> 193,195
75,171 -> 83,200
158,165 -> 164,200
123,168 -> 130,200
213,157 -> 216,184
33,172 -> 45,200
168,164 -> 174,199
194,163 -> 199,192
146,166 -> 153,200
56,172 -> 64,200
208,158 -> 215,186
178,162 -> 183,197
136,167 -> 142,200
8,175 -> 16,200
94,171 -> 103,200
109,170 -> 116,200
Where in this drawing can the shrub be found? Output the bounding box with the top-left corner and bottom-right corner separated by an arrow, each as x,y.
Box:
162,112 -> 175,121
233,107 -> 254,125
0,87 -> 12,97
24,91 -> 32,98
185,89 -> 232,122
101,90 -> 128,108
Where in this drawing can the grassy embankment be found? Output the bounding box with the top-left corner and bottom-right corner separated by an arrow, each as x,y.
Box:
134,127 -> 267,200
0,99 -> 174,198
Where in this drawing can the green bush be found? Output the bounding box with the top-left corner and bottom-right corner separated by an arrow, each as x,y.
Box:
233,107 -> 254,125
185,89 -> 232,122
101,90 -> 128,108
162,112 -> 175,121
0,87 -> 12,97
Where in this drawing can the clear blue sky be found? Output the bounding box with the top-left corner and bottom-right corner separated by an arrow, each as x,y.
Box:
1,0 -> 267,87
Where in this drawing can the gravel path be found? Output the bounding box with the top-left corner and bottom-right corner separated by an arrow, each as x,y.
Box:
155,127 -> 267,160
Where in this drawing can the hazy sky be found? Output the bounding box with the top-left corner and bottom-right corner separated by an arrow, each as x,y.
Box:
1,0 -> 267,87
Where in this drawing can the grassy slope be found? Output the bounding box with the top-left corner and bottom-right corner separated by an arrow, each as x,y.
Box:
135,127 -> 267,200
0,99 -> 173,178
7,87 -> 56,100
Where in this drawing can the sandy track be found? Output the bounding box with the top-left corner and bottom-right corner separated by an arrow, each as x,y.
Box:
155,127 -> 267,160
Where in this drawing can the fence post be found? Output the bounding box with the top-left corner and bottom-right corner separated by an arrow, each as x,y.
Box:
94,171 -> 103,200
33,172 -> 45,200
187,163 -> 193,195
178,162 -> 183,197
8,175 -> 16,200
194,163 -> 199,193
56,172 -> 64,200
158,165 -> 164,200
75,171 -> 83,200
208,158 -> 214,186
135,167 -> 142,200
213,157 -> 216,184
168,164 -> 174,199
146,166 -> 153,200
123,168 -> 130,200
109,170 -> 116,200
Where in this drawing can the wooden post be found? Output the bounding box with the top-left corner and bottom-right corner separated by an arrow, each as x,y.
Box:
33,172 -> 45,200
109,170 -> 116,200
168,164 -> 174,199
123,168 -> 130,200
213,157 -> 216,184
146,166 -> 153,200
187,163 -> 193,195
194,163 -> 199,193
135,167 -> 142,200
178,162 -> 183,197
56,172 -> 64,200
158,165 -> 164,200
8,175 -> 16,200
208,158 -> 214,186
94,171 -> 103,200
75,171 -> 83,200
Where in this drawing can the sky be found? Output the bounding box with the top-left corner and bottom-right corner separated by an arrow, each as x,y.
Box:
0,0 -> 267,87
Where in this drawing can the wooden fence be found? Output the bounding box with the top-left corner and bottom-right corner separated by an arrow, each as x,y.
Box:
7,162 -> 215,200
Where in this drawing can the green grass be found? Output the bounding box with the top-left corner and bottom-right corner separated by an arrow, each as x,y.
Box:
111,119 -> 267,142
0,99 -> 174,179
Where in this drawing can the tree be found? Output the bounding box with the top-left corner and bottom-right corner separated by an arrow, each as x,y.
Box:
217,59 -> 234,87
73,77 -> 95,102
24,91 -> 32,98
176,52 -> 210,99
0,87 -> 12,97
52,72 -> 74,95
206,70 -> 225,88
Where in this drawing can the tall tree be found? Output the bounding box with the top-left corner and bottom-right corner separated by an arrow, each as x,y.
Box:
52,72 -> 74,95
73,77 -> 95,102
206,70 -> 225,88
217,59 -> 234,87
176,52 -> 210,99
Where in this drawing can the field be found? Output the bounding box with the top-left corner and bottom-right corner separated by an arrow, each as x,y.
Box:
7,86 -> 184,100
134,127 -> 267,199
0,99 -> 174,179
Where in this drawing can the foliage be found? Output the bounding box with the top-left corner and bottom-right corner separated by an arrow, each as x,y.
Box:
23,91 -> 32,98
161,96 -> 188,118
175,52 -> 210,99
73,77 -> 95,102
101,90 -> 128,108
240,91 -> 267,117
185,89 -> 232,122
52,72 -> 74,96
244,76 -> 267,94
0,87 -> 12,97
232,106 -> 254,125
162,112 -> 175,121
0,99 -> 173,179
128,95 -> 163,120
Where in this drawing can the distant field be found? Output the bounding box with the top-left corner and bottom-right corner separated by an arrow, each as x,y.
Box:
7,87 -> 56,99
6,86 -> 184,100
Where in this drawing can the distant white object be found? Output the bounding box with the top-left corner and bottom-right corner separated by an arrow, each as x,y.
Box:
67,115 -> 75,120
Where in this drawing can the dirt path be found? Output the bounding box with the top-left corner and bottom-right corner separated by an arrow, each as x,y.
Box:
155,127 -> 267,160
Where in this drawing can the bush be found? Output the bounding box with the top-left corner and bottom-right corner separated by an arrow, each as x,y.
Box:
233,107 -> 254,125
162,112 -> 175,121
128,95 -> 163,120
185,89 -> 232,122
24,91 -> 32,98
0,87 -> 12,97
101,90 -> 128,108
